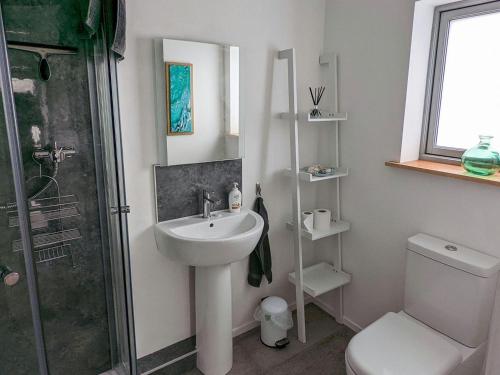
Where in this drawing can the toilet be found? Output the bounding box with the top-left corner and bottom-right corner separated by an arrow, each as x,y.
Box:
346,233 -> 500,375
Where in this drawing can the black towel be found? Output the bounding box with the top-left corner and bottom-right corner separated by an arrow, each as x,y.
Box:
248,197 -> 272,287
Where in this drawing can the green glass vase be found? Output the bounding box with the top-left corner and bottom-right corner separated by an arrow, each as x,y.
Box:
461,135 -> 500,176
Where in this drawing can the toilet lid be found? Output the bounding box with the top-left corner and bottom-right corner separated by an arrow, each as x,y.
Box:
346,312 -> 462,375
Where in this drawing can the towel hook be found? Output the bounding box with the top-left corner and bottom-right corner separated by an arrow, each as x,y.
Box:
256,182 -> 262,197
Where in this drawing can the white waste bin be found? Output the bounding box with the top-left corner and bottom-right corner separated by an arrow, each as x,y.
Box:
254,296 -> 293,348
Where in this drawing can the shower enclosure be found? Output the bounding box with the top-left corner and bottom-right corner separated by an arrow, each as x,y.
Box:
0,1 -> 136,374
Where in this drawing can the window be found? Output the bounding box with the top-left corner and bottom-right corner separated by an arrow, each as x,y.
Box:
422,0 -> 500,161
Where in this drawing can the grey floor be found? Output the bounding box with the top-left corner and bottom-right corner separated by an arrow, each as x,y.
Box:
183,303 -> 355,375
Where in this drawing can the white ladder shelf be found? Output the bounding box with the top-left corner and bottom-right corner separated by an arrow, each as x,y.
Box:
278,48 -> 351,343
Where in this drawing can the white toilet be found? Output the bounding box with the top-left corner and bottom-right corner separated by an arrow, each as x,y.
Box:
346,233 -> 500,375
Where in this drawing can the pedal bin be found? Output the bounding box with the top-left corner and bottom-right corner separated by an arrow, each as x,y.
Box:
254,296 -> 293,348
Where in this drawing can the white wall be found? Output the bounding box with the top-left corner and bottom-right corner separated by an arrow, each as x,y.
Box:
323,0 -> 500,373
118,0 -> 326,358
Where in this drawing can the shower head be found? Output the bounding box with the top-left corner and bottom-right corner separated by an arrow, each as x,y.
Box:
0,264 -> 20,287
7,41 -> 78,81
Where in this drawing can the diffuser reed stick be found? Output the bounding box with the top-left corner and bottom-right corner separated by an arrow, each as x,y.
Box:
309,86 -> 325,117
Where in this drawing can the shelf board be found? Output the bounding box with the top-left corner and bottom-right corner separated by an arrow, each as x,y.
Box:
285,167 -> 349,182
279,111 -> 348,122
386,160 -> 500,188
289,262 -> 351,298
286,220 -> 350,241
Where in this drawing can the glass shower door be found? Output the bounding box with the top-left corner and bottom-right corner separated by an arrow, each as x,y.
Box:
0,6 -> 48,375
0,105 -> 42,375
0,1 -> 136,374
0,1 -> 114,371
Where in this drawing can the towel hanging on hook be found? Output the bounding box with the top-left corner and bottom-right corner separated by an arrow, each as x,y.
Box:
248,183 -> 272,287
82,0 -> 127,60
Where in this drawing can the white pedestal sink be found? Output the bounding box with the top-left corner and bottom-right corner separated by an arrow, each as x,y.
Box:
154,209 -> 264,375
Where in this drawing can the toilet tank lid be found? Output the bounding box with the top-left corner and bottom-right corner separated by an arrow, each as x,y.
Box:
408,234 -> 500,278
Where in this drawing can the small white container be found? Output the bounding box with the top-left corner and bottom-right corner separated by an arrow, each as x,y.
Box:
228,182 -> 241,213
254,296 -> 293,348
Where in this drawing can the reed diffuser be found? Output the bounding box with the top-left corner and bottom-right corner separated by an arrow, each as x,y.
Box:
309,86 -> 325,117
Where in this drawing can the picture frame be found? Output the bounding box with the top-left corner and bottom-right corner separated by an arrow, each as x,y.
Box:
165,62 -> 194,135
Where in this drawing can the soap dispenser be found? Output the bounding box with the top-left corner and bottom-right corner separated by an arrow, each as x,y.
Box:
229,182 -> 241,213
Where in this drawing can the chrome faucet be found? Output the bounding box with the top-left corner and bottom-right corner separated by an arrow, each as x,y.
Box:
202,190 -> 219,219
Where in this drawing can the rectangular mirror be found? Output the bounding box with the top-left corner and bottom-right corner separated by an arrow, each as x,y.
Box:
155,38 -> 242,166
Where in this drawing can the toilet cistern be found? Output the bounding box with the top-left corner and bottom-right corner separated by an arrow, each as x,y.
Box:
345,234 -> 500,375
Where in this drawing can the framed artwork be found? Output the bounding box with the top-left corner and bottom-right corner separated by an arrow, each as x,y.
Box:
165,62 -> 194,135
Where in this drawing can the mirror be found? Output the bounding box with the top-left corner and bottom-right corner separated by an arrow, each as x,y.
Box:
155,38 -> 242,166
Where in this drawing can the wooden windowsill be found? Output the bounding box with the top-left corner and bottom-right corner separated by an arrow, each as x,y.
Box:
385,160 -> 500,187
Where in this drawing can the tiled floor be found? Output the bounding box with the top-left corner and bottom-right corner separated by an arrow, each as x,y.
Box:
183,303 -> 355,375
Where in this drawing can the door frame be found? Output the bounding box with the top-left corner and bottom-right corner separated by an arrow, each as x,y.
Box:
99,1 -> 138,374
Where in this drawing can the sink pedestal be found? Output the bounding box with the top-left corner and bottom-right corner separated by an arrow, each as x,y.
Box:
196,264 -> 233,375
154,210 -> 264,375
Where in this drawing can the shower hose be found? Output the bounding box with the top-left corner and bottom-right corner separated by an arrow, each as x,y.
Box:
0,160 -> 59,210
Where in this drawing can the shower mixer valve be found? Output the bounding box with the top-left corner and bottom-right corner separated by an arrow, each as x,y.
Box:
33,142 -> 76,163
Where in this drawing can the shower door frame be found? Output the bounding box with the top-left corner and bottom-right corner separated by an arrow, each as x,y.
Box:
89,36 -> 138,375
91,2 -> 138,373
0,2 -> 137,374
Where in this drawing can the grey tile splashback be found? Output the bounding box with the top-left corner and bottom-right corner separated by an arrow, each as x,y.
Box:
155,159 -> 242,222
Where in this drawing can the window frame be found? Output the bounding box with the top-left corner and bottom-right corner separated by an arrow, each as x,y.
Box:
420,0 -> 500,163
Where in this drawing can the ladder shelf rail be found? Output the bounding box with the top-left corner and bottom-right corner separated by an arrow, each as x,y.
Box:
278,48 -> 351,343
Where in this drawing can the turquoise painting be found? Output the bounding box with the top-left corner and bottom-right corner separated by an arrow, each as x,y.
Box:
166,63 -> 193,135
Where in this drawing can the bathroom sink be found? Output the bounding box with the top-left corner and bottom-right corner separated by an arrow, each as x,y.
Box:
154,209 -> 264,267
154,209 -> 264,374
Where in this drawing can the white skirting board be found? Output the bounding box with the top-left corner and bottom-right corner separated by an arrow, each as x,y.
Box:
311,298 -> 363,333
232,320 -> 260,338
342,315 -> 363,333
